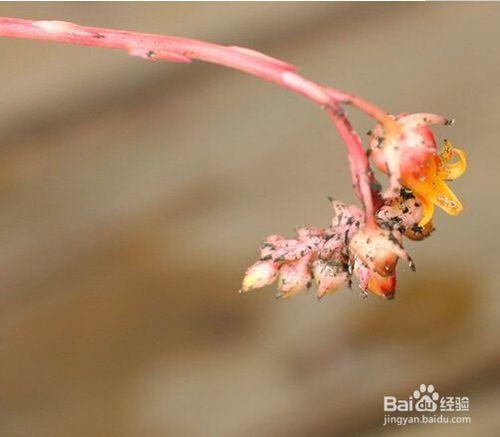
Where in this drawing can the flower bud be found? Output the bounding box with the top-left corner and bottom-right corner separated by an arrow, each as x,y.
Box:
349,227 -> 410,277
312,260 -> 348,299
241,260 -> 278,292
330,200 -> 363,228
353,259 -> 396,300
277,253 -> 312,298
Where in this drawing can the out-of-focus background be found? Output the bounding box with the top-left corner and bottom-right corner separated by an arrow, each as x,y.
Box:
0,3 -> 498,436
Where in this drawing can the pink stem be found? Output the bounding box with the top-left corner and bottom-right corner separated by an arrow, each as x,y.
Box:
0,16 -> 389,224
325,105 -> 379,228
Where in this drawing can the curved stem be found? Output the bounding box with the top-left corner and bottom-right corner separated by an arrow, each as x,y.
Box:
0,17 -> 332,105
325,88 -> 401,137
325,105 -> 379,228
0,16 -> 389,224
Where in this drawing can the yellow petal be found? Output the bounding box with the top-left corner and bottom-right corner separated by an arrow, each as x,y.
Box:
416,195 -> 435,227
417,175 -> 463,216
438,140 -> 467,180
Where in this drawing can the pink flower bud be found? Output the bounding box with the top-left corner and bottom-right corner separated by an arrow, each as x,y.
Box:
330,200 -> 363,228
318,234 -> 344,260
353,258 -> 397,299
277,253 -> 313,298
240,260 -> 278,292
349,227 -> 410,277
312,260 -> 348,299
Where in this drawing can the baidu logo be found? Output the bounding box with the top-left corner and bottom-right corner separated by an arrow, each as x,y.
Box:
384,383 -> 440,413
413,384 -> 439,412
383,383 -> 471,426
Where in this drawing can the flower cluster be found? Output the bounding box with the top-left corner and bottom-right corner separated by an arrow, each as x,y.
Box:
241,199 -> 416,300
240,113 -> 466,300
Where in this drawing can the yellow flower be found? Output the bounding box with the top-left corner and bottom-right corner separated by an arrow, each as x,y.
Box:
401,140 -> 467,226
369,113 -> 467,226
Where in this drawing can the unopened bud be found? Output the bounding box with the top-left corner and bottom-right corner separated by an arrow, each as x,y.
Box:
312,260 -> 347,299
241,260 -> 278,292
277,254 -> 312,298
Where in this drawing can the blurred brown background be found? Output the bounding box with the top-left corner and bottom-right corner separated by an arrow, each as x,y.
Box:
0,2 -> 498,436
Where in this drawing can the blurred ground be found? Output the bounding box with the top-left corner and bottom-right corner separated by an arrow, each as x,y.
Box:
0,2 -> 498,436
